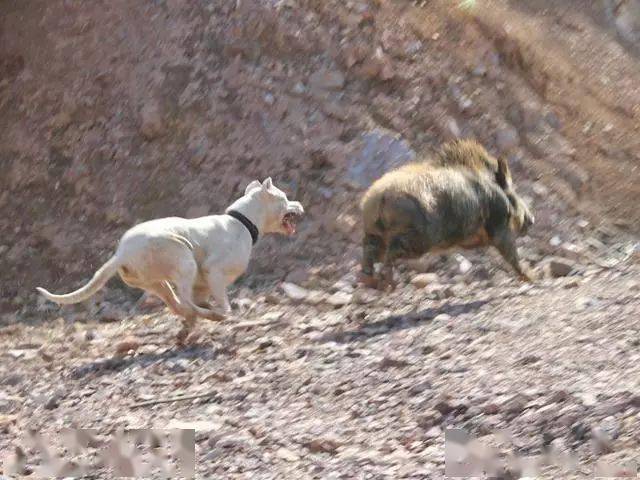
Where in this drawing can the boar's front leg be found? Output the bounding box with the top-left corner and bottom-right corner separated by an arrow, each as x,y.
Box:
490,227 -> 533,282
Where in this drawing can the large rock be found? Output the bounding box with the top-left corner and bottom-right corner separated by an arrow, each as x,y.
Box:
346,129 -> 416,188
606,0 -> 640,44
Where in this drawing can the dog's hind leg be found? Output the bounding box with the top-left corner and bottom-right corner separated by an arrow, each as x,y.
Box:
170,258 -> 226,322
144,281 -> 195,344
147,281 -> 182,315
193,285 -> 212,309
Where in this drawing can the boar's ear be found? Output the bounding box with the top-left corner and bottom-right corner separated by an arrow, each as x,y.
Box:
496,157 -> 512,190
245,180 -> 262,195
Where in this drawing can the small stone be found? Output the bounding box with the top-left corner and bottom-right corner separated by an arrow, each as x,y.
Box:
305,437 -> 340,454
483,403 -> 500,415
265,293 -> 280,304
446,118 -> 461,138
286,268 -> 310,285
472,63 -> 487,77
532,182 -> 549,196
549,390 -> 570,403
456,255 -> 472,274
352,289 -> 376,305
571,422 -> 590,442
425,426 -> 442,439
44,395 -> 60,410
379,356 -> 409,369
115,338 -> 141,356
140,101 -> 165,140
1,374 -> 22,387
332,213 -> 358,241
280,282 -> 308,303
495,126 -> 519,152
292,82 -> 307,95
575,296 -> 597,310
309,69 -> 345,91
544,257 -> 575,278
545,111 -> 561,129
405,40 -> 422,57
592,427 -> 614,455
501,394 -> 528,415
516,354 -> 540,366
408,381 -> 432,395
410,273 -> 440,288
563,278 -> 581,289
263,93 -> 275,105
433,397 -> 467,416
579,392 -> 598,406
326,291 -> 352,307
50,111 -> 72,130
305,290 -> 327,305
576,219 -> 590,229
276,447 -> 300,462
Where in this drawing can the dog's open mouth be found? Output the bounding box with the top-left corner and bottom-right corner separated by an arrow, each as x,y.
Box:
282,212 -> 301,235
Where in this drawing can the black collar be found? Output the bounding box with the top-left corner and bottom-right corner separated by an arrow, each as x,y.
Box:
227,210 -> 259,245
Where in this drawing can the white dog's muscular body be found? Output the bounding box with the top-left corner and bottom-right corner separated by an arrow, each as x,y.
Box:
37,178 -> 304,342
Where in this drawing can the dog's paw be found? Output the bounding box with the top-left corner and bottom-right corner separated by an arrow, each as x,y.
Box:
175,329 -> 204,347
175,328 -> 191,346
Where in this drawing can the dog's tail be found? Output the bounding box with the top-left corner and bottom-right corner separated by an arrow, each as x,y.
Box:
36,255 -> 120,305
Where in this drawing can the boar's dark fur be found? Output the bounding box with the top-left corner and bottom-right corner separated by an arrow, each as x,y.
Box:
359,140 -> 534,289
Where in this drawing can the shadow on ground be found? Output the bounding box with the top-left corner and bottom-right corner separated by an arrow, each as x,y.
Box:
317,299 -> 490,344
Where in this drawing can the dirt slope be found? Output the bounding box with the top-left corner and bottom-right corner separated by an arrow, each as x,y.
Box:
1,0 -> 640,477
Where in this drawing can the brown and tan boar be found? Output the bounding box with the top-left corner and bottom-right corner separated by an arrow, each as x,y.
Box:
359,139 -> 534,289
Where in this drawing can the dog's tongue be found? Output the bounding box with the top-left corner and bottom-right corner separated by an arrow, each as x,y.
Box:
283,213 -> 298,235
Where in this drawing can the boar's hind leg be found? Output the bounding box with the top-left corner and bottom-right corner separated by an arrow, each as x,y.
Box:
490,227 -> 532,282
387,228 -> 425,261
360,233 -> 385,289
362,233 -> 385,277
382,228 -> 426,290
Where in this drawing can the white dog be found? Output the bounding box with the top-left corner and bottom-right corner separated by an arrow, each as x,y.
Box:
37,178 -> 304,343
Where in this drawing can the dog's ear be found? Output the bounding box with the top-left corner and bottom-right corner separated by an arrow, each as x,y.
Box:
245,180 -> 262,195
262,177 -> 273,190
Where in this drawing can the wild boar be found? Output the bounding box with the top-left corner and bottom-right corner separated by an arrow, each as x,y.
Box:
359,139 -> 534,290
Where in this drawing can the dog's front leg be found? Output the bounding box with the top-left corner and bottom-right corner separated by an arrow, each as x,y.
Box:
207,270 -> 232,317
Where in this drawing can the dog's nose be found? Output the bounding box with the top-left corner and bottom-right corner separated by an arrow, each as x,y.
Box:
289,201 -> 304,215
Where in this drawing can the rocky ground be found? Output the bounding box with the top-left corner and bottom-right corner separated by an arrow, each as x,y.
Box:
2,0 -> 640,478
2,261 -> 640,478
